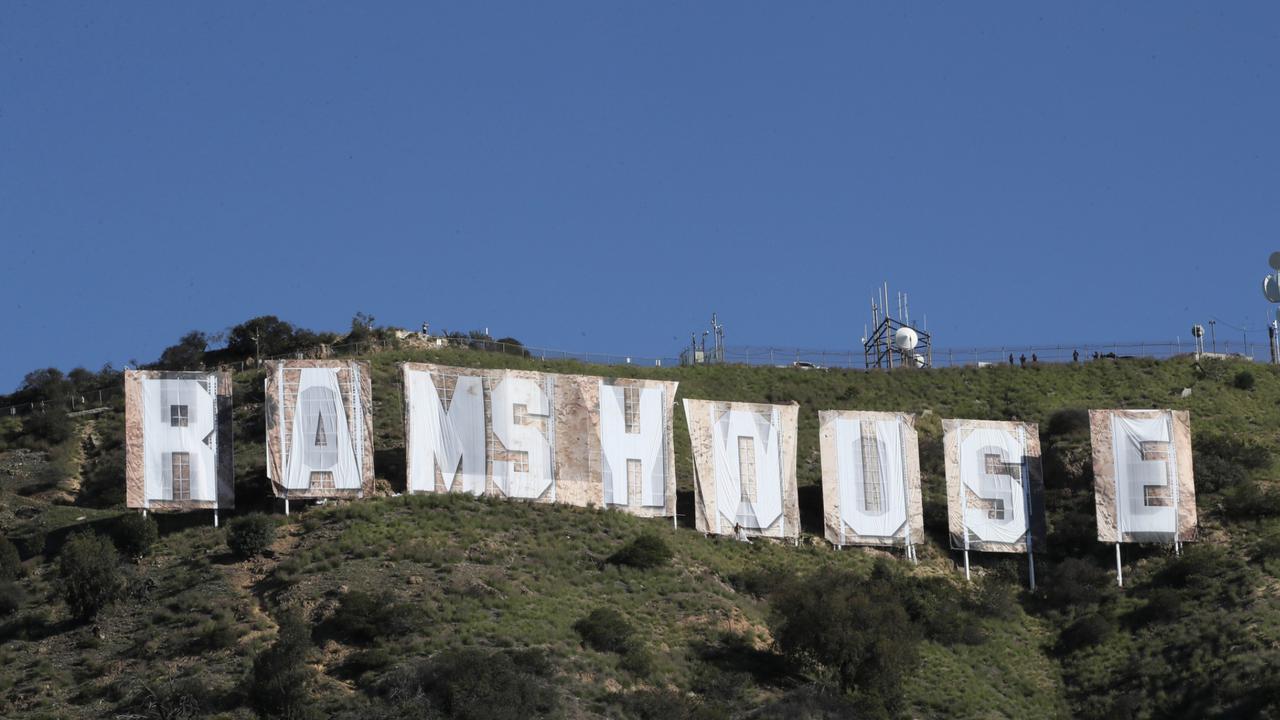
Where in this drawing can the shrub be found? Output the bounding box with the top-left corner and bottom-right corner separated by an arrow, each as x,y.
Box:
573,607 -> 636,653
21,410 -> 74,449
770,566 -> 920,717
1038,558 -> 1114,610
1196,434 -> 1272,471
1233,370 -> 1256,390
323,590 -> 414,644
0,536 -> 20,580
227,514 -> 276,559
111,513 -> 158,558
0,581 -> 24,616
1057,613 -> 1115,654
377,648 -> 557,720
972,578 -> 1020,620
1222,480 -> 1280,519
57,531 -> 123,619
1194,453 -> 1247,494
607,532 -> 673,570
129,675 -> 214,720
250,608 -> 316,719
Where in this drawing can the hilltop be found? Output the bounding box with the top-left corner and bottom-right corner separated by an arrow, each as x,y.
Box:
3,337 -> 1280,719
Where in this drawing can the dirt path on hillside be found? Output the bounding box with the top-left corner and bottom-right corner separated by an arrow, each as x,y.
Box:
220,521 -> 306,647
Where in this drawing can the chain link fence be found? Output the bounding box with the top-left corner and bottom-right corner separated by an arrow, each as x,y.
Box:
0,335 -> 1260,418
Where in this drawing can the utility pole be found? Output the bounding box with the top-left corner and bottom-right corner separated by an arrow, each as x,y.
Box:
1209,320 -> 1217,353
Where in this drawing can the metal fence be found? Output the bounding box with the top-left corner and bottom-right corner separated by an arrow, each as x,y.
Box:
0,335 -> 1260,419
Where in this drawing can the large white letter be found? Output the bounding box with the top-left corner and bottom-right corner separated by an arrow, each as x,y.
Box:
711,406 -> 782,533
407,370 -> 486,494
836,418 -> 908,540
285,367 -> 361,491
492,375 -> 554,500
142,376 -> 217,504
1114,415 -> 1176,538
599,383 -> 666,507
959,426 -> 1028,546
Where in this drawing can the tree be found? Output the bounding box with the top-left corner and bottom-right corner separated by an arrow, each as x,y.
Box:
251,608 -> 317,719
770,567 -> 920,717
57,531 -> 123,619
226,316 -> 299,359
156,331 -> 208,370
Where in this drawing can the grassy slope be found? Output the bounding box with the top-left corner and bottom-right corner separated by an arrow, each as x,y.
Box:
2,349 -> 1278,718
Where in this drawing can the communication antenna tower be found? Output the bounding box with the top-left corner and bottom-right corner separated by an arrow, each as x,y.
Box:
864,282 -> 932,369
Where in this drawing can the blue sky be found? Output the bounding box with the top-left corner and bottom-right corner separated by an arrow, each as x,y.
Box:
2,3 -> 1277,390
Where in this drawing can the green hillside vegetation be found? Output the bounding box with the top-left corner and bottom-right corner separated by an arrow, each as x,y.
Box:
3,323 -> 1280,719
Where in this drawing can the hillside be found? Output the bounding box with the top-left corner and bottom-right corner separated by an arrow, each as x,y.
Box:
3,346 -> 1280,719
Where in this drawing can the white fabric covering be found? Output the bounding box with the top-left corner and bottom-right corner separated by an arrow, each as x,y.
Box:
283,367 -> 361,491
599,383 -> 666,508
492,374 -> 555,500
711,405 -> 783,534
1113,413 -> 1177,540
141,376 -> 218,505
834,417 -> 909,542
406,369 -> 486,494
958,424 -> 1029,546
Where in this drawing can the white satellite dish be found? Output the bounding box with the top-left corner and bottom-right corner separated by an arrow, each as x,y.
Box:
1264,274 -> 1280,303
894,327 -> 918,352
1270,252 -> 1280,271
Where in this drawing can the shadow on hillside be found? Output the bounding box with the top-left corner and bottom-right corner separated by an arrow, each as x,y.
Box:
375,449 -> 406,493
797,485 -> 823,536
693,633 -> 793,687
0,612 -> 81,643
677,489 -> 695,529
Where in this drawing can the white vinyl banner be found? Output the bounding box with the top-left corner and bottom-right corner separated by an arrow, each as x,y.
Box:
492,374 -> 555,500
141,376 -> 218,505
406,369 -> 486,494
835,417 -> 909,543
1113,414 -> 1178,539
958,424 -> 1030,546
283,367 -> 362,491
599,382 -> 666,507
711,405 -> 784,534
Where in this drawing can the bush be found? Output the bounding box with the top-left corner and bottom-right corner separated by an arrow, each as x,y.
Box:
607,532 -> 673,570
972,579 -> 1019,620
128,675 -> 214,720
111,513 -> 158,558
1038,558 -> 1114,610
57,531 -> 123,619
1221,480 -> 1280,519
0,581 -> 24,616
1194,453 -> 1247,494
770,566 -> 920,717
250,608 -> 316,719
0,536 -> 20,580
1233,370 -> 1256,390
227,514 -> 276,559
21,410 -> 74,449
1057,612 -> 1115,654
323,590 -> 414,644
377,648 -> 558,720
573,607 -> 636,653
